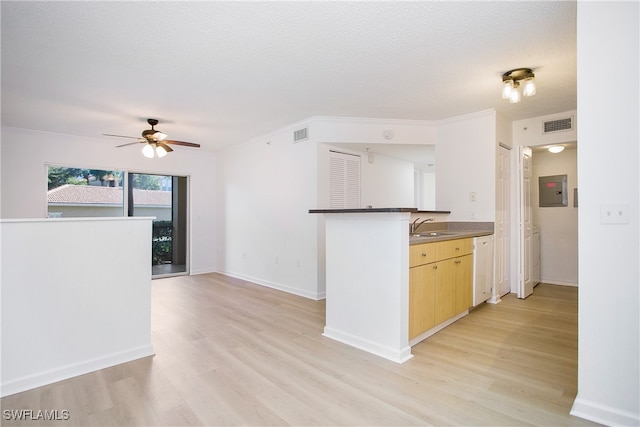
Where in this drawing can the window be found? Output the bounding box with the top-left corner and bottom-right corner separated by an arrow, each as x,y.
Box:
47,166 -> 188,277
47,167 -> 124,218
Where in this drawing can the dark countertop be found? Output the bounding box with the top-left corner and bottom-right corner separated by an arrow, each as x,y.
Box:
410,230 -> 493,244
309,208 -> 451,214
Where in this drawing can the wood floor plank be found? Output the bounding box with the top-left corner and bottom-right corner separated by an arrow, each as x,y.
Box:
1,275 -> 599,426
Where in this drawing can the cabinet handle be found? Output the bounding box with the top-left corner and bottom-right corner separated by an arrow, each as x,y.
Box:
421,252 -> 427,257
433,265 -> 438,270
455,260 -> 461,264
455,247 -> 460,251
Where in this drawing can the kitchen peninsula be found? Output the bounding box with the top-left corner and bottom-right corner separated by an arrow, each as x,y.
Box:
310,208 -> 493,363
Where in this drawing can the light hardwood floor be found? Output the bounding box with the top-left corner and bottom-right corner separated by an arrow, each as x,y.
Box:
1,274 -> 599,426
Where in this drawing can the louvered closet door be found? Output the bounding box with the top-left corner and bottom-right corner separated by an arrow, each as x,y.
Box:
329,151 -> 361,208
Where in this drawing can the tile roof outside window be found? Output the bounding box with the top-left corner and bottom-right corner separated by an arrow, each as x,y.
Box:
47,184 -> 171,206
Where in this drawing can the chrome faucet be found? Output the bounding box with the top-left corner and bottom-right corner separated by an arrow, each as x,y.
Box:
410,217 -> 434,233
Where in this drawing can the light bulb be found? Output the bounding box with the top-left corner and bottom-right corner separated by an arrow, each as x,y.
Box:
502,81 -> 513,99
142,144 -> 155,158
509,85 -> 521,103
523,78 -> 536,97
153,131 -> 168,141
156,145 -> 168,158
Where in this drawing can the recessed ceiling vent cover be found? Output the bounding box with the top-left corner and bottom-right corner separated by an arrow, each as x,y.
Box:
543,117 -> 573,134
293,127 -> 309,143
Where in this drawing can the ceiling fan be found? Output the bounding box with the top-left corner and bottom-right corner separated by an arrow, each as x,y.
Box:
104,118 -> 201,158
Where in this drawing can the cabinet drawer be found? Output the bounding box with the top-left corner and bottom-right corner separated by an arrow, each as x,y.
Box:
435,238 -> 473,260
410,242 -> 436,267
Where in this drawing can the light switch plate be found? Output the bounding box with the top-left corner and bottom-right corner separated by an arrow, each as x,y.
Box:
600,203 -> 630,224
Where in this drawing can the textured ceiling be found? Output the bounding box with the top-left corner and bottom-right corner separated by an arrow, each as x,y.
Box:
1,1 -> 576,152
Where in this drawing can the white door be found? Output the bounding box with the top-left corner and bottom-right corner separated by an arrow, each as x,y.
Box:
494,145 -> 511,299
518,146 -> 534,299
329,150 -> 361,208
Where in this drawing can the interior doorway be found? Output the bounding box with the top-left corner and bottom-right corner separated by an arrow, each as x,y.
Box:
127,173 -> 188,278
515,142 -> 578,293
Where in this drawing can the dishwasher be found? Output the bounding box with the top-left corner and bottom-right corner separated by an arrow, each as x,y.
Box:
473,235 -> 494,306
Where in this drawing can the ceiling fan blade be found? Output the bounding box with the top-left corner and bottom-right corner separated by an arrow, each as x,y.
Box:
103,133 -> 140,139
158,142 -> 173,153
115,141 -> 144,148
164,140 -> 201,148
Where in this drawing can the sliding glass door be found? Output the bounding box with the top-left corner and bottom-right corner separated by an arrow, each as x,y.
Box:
128,173 -> 188,277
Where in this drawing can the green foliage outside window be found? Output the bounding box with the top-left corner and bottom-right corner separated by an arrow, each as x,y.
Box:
152,220 -> 173,265
48,167 -> 121,189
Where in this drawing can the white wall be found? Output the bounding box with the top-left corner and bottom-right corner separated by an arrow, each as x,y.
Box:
311,116 -> 437,145
0,126 -> 219,275
313,116 -> 437,210
1,217 -> 154,397
361,150 -> 415,208
319,143 -> 415,208
323,212 -> 411,363
532,146 -> 578,286
496,111 -> 513,150
422,172 -> 436,210
512,111 -> 577,147
571,2 -> 639,426
436,110 -> 497,221
218,116 -> 437,299
218,121 -> 321,299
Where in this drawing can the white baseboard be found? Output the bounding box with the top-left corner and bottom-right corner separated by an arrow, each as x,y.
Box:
218,270 -> 324,300
1,345 -> 154,398
409,311 -> 467,346
571,396 -> 640,426
323,327 -> 413,364
189,267 -> 218,276
540,278 -> 578,287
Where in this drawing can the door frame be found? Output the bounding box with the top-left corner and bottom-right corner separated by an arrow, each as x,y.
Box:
126,172 -> 191,278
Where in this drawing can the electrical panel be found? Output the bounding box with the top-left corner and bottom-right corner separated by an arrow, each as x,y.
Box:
539,175 -> 568,207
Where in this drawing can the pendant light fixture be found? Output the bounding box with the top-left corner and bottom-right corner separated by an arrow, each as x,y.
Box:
501,68 -> 536,104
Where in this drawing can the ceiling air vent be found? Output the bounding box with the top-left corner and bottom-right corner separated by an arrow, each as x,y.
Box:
293,127 -> 309,143
543,117 -> 573,134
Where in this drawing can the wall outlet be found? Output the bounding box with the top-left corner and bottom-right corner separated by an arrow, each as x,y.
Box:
470,192 -> 477,202
600,203 -> 629,224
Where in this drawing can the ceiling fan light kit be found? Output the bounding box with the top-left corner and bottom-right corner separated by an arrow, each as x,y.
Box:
142,142 -> 170,158
106,118 -> 201,158
501,67 -> 536,104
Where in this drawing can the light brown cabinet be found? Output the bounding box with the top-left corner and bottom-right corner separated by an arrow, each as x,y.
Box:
410,242 -> 436,267
409,262 -> 437,338
454,254 -> 473,313
409,238 -> 474,340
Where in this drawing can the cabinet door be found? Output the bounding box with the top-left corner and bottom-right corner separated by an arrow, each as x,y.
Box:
434,259 -> 456,324
436,238 -> 473,260
410,242 -> 436,267
409,264 -> 437,339
455,254 -> 474,313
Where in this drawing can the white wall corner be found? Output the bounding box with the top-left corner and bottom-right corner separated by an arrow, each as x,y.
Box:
571,397 -> 640,427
